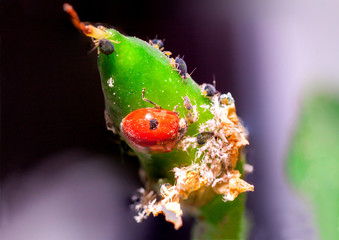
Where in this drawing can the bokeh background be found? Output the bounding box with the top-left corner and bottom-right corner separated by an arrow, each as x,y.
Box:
1,0 -> 338,239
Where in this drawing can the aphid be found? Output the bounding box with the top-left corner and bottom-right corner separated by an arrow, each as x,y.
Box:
183,96 -> 192,111
201,79 -> 218,97
149,38 -> 164,50
175,57 -> 188,80
201,83 -> 216,97
98,39 -> 115,56
148,37 -> 172,56
219,93 -> 234,105
186,112 -> 194,124
197,131 -> 214,145
63,3 -> 119,55
120,88 -> 188,153
183,96 -> 196,124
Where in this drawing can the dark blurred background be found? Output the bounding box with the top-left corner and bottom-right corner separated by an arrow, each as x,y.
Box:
1,0 -> 339,239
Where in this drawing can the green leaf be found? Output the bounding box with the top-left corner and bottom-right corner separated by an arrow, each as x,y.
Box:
98,29 -> 214,182
287,93 -> 339,240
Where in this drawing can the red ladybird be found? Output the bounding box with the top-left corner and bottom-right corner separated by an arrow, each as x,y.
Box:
120,88 -> 188,153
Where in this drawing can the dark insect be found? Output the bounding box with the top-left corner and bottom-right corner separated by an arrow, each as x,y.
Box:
175,57 -> 187,79
183,96 -> 192,111
219,93 -> 234,105
151,38 -> 164,50
120,88 -> 189,153
99,39 -> 115,56
202,84 -> 216,97
197,131 -> 214,145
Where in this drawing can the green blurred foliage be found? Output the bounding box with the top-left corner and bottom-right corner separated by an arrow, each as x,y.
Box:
287,93 -> 339,240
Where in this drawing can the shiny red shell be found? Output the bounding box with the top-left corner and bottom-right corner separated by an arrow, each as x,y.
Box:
121,108 -> 180,152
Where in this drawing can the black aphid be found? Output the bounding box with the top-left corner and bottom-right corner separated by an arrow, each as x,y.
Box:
151,38 -> 164,50
197,131 -> 214,145
203,84 -> 216,96
99,39 -> 115,56
175,57 -> 187,79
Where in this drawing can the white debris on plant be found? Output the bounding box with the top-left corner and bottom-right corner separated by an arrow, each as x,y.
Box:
132,184 -> 183,229
132,188 -> 157,223
133,93 -> 253,230
133,165 -> 206,229
107,77 -> 114,88
191,104 -> 199,122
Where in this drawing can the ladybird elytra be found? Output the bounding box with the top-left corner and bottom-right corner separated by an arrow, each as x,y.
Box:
121,108 -> 180,150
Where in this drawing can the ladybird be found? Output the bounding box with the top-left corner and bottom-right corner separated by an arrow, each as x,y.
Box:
175,57 -> 188,79
98,39 -> 115,56
120,88 -> 188,153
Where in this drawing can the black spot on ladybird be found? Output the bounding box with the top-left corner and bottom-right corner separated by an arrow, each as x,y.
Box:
197,131 -> 214,145
149,118 -> 159,130
175,57 -> 187,79
99,39 -> 115,56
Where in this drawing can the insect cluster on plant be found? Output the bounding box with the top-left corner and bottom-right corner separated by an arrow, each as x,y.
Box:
63,3 -> 253,231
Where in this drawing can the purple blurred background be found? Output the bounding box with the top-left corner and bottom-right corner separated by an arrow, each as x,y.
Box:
2,0 -> 339,239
